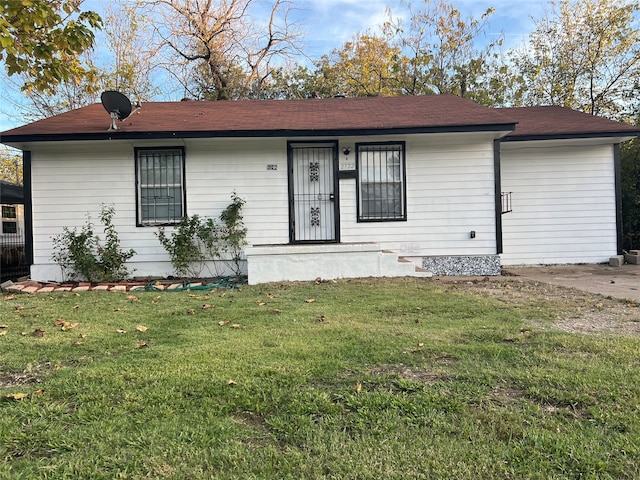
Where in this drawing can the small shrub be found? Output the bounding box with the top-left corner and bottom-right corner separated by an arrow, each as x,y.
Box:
156,215 -> 214,278
52,205 -> 135,282
219,192 -> 248,276
156,193 -> 247,278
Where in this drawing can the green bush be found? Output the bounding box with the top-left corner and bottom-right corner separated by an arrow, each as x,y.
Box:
156,192 -> 247,278
52,205 -> 135,282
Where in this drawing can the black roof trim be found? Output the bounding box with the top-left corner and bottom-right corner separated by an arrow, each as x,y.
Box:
1,123 -> 517,144
501,131 -> 640,142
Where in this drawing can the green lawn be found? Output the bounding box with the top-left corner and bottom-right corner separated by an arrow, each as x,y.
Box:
1,278 -> 639,479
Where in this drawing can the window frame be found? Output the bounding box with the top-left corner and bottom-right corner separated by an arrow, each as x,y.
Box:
2,221 -> 17,234
2,205 -> 17,218
135,146 -> 186,227
355,141 -> 407,222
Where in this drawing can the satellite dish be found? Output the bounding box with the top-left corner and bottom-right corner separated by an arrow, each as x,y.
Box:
101,91 -> 133,131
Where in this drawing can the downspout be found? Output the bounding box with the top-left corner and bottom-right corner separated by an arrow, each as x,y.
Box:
614,143 -> 623,254
494,139 -> 503,254
23,150 -> 33,269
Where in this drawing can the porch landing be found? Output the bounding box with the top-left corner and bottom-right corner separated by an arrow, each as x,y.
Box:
244,243 -> 432,285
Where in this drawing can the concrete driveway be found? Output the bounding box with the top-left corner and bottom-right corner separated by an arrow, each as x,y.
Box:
502,264 -> 640,302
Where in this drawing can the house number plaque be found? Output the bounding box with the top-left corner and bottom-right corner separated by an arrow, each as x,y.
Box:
267,164 -> 278,171
339,162 -> 355,171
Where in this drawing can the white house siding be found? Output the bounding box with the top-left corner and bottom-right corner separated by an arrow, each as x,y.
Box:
500,142 -> 617,265
339,133 -> 498,257
29,138 -> 291,281
28,133 -> 499,281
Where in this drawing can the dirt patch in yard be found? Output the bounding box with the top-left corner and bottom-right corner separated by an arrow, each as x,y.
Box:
435,275 -> 640,336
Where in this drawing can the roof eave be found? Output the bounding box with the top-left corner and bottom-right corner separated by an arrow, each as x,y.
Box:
501,131 -> 640,142
1,123 -> 517,146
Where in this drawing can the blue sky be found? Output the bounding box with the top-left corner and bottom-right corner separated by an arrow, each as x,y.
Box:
0,0 -> 548,132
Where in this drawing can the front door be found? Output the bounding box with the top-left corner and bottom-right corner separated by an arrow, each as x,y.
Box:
288,141 -> 338,243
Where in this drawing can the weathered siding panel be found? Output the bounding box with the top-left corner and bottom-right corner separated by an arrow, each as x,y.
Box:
500,143 -> 617,265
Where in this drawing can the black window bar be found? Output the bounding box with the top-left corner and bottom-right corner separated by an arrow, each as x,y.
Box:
501,192 -> 513,214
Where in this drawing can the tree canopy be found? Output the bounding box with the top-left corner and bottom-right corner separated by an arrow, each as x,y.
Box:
0,0 -> 102,93
511,0 -> 640,119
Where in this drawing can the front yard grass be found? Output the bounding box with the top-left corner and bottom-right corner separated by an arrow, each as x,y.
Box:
1,277 -> 639,479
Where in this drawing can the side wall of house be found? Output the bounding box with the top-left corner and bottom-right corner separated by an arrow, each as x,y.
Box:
28,133 -> 498,282
500,142 -> 617,265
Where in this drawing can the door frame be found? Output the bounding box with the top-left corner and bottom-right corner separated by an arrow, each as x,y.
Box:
287,140 -> 340,244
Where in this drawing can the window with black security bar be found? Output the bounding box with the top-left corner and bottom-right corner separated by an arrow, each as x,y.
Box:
136,148 -> 185,226
2,205 -> 16,218
357,142 -> 406,221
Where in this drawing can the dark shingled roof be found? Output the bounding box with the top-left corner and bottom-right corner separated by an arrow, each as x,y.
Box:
0,94 -> 515,143
500,105 -> 640,140
1,95 -> 638,145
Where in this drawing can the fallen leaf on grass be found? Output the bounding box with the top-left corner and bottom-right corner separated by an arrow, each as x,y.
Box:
32,328 -> 45,337
3,294 -> 16,301
0,324 -> 8,328
187,309 -> 196,315
127,295 -> 139,302
201,304 -> 212,310
271,309 -> 282,314
136,340 -> 149,349
227,380 -> 237,386
267,293 -> 276,299
218,320 -> 230,326
136,325 -> 148,332
78,333 -> 88,339
231,324 -> 240,329
73,341 -> 83,346
73,304 -> 80,310
5,392 -> 28,400
152,295 -> 161,304
257,301 -> 267,307
116,329 -> 127,334
15,305 -> 24,311
305,298 -> 316,304
114,307 -> 122,312
0,331 -> 7,336
31,389 -> 45,397
55,319 -> 79,331
355,382 -> 362,393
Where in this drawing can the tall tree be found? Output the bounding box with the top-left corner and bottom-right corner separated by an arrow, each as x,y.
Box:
0,0 -> 102,93
0,146 -> 22,185
144,0 -> 302,100
384,0 -> 502,104
310,32 -> 408,98
102,1 -> 158,101
511,0 -> 640,118
2,1 -> 159,122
